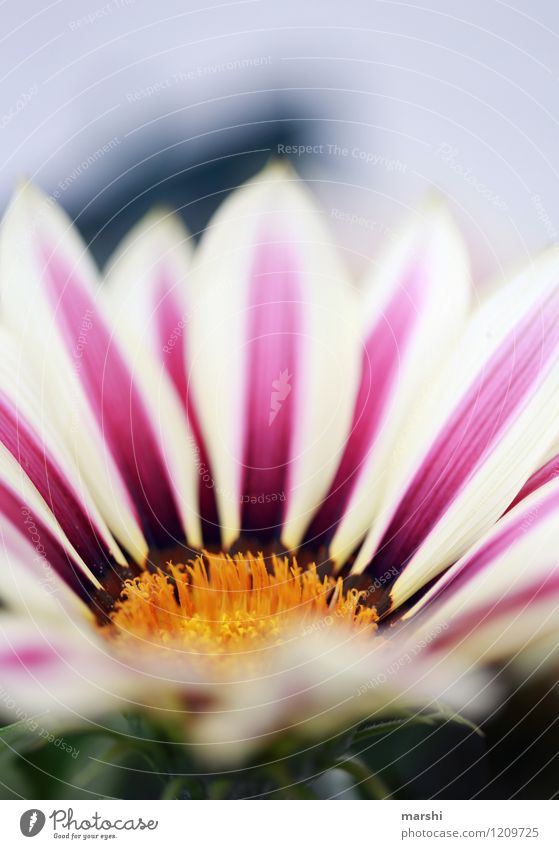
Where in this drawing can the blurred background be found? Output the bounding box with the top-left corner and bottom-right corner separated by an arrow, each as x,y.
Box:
3,0 -> 559,284
2,0 -> 559,799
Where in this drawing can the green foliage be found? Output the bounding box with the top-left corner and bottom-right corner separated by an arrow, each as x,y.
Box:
0,706 -> 483,800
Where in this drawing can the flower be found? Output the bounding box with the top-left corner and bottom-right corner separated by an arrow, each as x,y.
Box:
1,164 -> 559,766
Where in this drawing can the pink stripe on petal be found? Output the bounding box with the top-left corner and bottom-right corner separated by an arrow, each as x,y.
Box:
241,237 -> 301,534
427,570 -> 559,654
155,271 -> 189,402
42,247 -> 183,549
412,483 -> 559,612
507,453 -> 559,512
307,264 -> 424,542
0,480 -> 94,599
154,271 -> 219,539
0,390 -> 116,579
0,646 -> 56,671
373,285 -> 559,577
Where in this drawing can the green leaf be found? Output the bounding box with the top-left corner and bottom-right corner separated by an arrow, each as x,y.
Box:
354,706 -> 484,743
333,756 -> 390,799
431,702 -> 485,737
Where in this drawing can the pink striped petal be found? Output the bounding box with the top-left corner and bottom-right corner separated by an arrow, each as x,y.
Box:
0,513 -> 90,618
188,165 -> 359,546
241,235 -> 301,531
354,249 -> 559,608
0,445 -> 98,603
404,477 -> 559,665
420,575 -> 559,666
308,201 -> 470,559
0,331 -> 125,580
507,451 -> 559,511
0,184 -> 201,559
105,209 -> 193,399
105,210 -> 218,538
0,484 -> 89,601
0,613 -> 139,723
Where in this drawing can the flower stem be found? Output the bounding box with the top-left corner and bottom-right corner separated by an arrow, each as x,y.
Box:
266,762 -> 318,799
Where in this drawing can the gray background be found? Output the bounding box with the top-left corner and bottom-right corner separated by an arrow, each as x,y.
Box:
2,0 -> 558,282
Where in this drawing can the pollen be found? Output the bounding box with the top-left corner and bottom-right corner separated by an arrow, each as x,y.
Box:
104,551 -> 378,659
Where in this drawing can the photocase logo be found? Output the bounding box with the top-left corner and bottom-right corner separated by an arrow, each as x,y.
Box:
20,809 -> 46,837
269,369 -> 292,425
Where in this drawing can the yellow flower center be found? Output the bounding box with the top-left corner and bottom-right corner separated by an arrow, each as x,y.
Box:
104,551 -> 378,662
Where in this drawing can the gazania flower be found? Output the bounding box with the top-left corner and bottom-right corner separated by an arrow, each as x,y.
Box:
1,165 -> 559,773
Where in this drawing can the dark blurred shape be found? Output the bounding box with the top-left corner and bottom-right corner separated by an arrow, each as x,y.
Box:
74,110 -> 307,265
482,677 -> 559,799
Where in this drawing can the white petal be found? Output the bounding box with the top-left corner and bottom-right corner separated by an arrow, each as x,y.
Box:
190,625 -> 490,765
105,207 -> 193,399
354,248 -> 559,609
0,183 -> 201,557
0,327 -> 127,575
188,164 -> 359,547
310,199 -> 471,563
0,612 -> 141,725
403,475 -> 559,667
